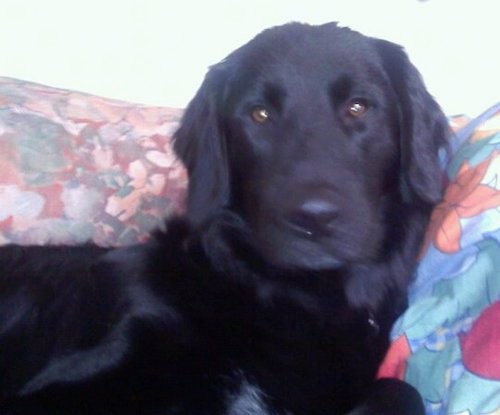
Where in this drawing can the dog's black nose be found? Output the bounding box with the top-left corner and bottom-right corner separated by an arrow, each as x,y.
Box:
287,199 -> 338,237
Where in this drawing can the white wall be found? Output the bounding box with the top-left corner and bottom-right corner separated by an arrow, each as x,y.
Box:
0,0 -> 498,116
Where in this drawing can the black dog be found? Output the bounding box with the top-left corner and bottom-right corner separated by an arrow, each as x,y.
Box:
0,22 -> 448,414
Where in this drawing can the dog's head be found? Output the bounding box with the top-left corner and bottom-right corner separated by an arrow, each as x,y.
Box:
174,22 -> 448,270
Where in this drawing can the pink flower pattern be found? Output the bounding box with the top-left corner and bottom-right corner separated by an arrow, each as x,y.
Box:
0,77 -> 187,246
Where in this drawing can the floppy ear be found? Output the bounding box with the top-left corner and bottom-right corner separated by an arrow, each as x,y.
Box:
173,66 -> 230,226
374,39 -> 449,205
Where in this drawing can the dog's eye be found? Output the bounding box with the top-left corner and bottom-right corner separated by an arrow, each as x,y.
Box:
347,99 -> 369,117
251,107 -> 271,123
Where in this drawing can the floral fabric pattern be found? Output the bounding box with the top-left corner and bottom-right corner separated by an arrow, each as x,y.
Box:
379,104 -> 500,415
0,77 -> 187,246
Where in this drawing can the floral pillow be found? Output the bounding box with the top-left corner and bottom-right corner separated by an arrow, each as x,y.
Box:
0,77 -> 187,246
379,104 -> 500,415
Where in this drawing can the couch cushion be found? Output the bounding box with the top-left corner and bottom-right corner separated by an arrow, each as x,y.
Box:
0,77 -> 187,246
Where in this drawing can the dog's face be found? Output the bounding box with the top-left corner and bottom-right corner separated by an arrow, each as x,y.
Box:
222,28 -> 401,269
175,23 -> 447,270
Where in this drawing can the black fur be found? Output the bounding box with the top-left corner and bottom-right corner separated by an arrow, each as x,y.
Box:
0,23 -> 448,414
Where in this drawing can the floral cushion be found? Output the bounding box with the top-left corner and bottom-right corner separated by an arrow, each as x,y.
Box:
379,104 -> 500,415
0,77 -> 187,246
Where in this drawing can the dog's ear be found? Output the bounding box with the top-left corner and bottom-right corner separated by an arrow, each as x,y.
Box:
174,65 -> 230,226
374,39 -> 449,206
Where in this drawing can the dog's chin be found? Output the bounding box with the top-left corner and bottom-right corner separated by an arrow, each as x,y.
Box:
278,251 -> 345,271
257,233 -> 346,271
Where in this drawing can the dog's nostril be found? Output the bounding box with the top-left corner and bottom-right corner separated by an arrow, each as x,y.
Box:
288,199 -> 339,237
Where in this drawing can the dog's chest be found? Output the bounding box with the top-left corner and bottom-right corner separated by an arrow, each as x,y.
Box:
216,298 -> 385,414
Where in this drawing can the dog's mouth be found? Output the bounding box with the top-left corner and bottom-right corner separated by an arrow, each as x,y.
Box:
252,206 -> 383,271
254,218 -> 346,271
283,212 -> 337,240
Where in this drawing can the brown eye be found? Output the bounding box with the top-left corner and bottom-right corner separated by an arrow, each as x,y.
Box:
251,107 -> 271,123
347,99 -> 369,117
